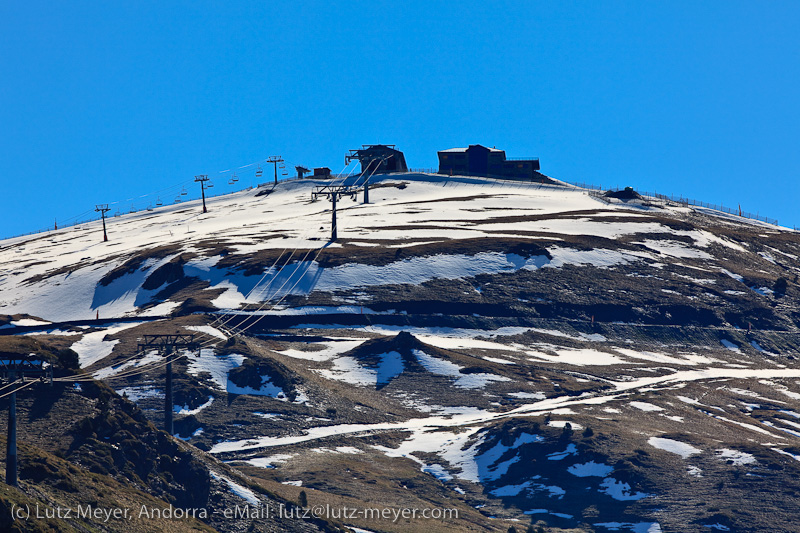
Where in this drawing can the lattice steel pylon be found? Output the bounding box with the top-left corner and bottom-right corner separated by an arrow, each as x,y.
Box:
0,355 -> 52,487
136,335 -> 199,435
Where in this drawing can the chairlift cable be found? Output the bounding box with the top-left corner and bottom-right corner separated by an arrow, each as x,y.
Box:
0,380 -> 38,401
0,379 -> 24,395
207,159 -> 380,342
196,158 -> 362,341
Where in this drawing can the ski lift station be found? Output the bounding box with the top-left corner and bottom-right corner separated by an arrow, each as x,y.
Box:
346,144 -> 409,174
302,143 -> 542,181
437,144 -> 541,181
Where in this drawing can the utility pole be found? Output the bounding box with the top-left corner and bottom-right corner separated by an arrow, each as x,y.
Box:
195,175 -> 209,213
311,185 -> 358,241
95,204 -> 110,242
137,334 -> 199,435
267,156 -> 284,185
0,356 -> 52,487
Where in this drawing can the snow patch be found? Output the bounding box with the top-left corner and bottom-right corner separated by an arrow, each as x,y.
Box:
244,454 -> 294,468
599,478 -> 649,501
648,437 -> 701,458
413,349 -> 509,388
630,401 -> 664,412
210,472 -> 260,505
70,322 -> 144,368
715,448 -> 756,466
720,339 -> 740,352
568,461 -> 614,477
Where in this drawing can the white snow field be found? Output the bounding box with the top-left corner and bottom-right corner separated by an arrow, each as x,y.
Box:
0,173 -> 752,322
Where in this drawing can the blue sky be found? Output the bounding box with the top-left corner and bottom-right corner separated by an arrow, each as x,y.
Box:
2,1 -> 799,237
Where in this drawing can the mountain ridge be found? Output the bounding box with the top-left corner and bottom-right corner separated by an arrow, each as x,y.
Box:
2,173 -> 800,532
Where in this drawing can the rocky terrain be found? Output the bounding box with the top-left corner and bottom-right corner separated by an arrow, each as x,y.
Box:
1,172 -> 800,532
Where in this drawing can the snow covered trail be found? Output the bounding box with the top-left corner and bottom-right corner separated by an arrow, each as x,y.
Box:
210,366 -> 800,454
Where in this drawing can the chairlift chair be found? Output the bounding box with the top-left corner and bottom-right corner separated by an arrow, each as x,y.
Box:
232,173 -> 238,182
255,165 -> 263,178
156,197 -> 163,206
181,187 -> 188,196
206,181 -> 213,188
174,196 -> 181,203
146,204 -> 153,211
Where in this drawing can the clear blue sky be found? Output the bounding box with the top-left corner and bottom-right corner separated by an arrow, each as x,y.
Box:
2,1 -> 799,237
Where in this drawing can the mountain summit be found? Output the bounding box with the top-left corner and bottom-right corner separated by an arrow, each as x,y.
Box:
2,172 -> 800,532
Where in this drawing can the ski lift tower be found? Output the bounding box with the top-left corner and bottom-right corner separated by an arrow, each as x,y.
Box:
137,334 -> 199,435
95,204 -> 111,242
311,184 -> 359,241
267,156 -> 284,185
0,354 -> 52,487
194,175 -> 210,213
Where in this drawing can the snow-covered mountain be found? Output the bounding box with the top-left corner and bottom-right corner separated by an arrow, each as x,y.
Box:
3,173 -> 766,322
3,173 -> 800,533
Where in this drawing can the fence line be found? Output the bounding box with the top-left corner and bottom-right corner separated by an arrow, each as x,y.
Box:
584,186 -> 778,226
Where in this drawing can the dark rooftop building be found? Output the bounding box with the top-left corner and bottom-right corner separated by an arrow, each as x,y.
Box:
313,167 -> 332,178
346,144 -> 408,175
438,144 -> 541,181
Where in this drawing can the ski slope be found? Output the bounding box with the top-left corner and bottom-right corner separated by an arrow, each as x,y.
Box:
0,173 -> 758,322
